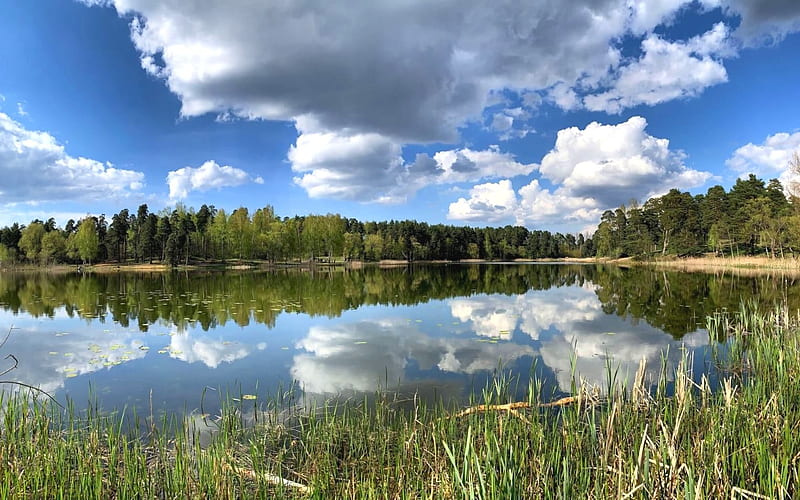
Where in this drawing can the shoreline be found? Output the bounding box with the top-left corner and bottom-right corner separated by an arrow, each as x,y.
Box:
3,255 -> 798,275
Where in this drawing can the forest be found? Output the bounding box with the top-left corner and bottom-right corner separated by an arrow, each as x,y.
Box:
0,204 -> 589,266
592,174 -> 798,258
0,173 -> 794,266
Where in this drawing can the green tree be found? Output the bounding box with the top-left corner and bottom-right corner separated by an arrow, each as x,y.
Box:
208,209 -> 229,260
228,208 -> 253,260
0,244 -> 16,267
75,218 -> 99,264
19,222 -> 45,262
40,231 -> 66,264
343,232 -> 364,261
364,233 -> 384,261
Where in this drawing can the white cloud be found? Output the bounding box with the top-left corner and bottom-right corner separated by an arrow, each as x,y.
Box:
629,0 -> 691,34
584,23 -> 731,113
490,113 -> 514,132
74,0 -> 800,206
289,125 -> 534,203
289,129 -> 405,203
726,131 -> 800,186
448,180 -> 518,223
717,0 -> 800,44
449,117 -> 711,229
539,117 -> 709,201
16,102 -> 28,117
488,108 -> 532,141
0,112 -> 145,204
166,160 -> 259,200
91,0 -> 630,144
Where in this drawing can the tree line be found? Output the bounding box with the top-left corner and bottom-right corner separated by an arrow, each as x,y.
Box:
2,172 -> 794,267
0,204 -> 592,267
593,174 -> 799,258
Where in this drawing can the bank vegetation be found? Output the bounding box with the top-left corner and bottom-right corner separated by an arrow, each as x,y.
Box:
1,302 -> 798,498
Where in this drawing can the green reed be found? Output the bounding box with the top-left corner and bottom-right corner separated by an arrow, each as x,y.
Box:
2,302 -> 800,498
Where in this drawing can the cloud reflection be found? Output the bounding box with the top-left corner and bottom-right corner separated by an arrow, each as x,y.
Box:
449,285 -> 708,393
167,331 -> 255,368
291,319 -> 535,394
0,311 -> 147,396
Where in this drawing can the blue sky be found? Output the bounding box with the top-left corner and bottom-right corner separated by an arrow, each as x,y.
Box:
1,0 -> 799,233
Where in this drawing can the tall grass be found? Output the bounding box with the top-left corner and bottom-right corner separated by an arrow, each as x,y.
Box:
642,255 -> 800,275
2,303 -> 800,498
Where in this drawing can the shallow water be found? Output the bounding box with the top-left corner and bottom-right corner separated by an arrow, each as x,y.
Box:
0,264 -> 795,416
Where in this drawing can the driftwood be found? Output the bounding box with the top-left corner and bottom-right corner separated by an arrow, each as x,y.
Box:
453,395 -> 583,420
223,461 -> 311,494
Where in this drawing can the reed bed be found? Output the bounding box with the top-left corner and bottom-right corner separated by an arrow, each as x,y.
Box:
641,255 -> 800,275
2,303 -> 800,498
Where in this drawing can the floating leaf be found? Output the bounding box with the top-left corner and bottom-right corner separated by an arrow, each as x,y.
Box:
157,349 -> 168,354
280,346 -> 289,350
242,394 -> 257,400
63,353 -> 74,357
354,341 -> 368,345
48,351 -> 58,356
66,373 -> 78,378
139,346 -> 150,351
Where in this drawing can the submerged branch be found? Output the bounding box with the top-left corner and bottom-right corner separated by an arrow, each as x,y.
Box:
0,327 -> 64,408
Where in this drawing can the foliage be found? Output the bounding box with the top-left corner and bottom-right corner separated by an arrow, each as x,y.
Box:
593,174 -> 797,258
0,207 -> 585,266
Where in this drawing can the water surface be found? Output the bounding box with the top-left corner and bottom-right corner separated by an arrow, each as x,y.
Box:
0,264 -> 794,415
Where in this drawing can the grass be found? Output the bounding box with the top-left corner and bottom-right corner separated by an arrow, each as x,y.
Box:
637,255 -> 800,275
2,303 -> 800,498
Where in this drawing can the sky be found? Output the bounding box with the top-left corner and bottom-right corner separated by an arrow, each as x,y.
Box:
0,0 -> 799,234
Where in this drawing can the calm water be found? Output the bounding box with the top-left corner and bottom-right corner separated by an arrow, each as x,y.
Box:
0,264 -> 795,415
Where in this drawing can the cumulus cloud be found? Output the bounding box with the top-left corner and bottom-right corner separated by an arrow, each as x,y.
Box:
584,23 -> 731,113
629,0 -> 691,34
90,0 -> 630,143
448,180 -> 518,223
289,127 -> 535,203
726,131 -> 800,187
75,0 -> 800,205
79,0 -> 800,137
718,0 -> 800,44
0,112 -> 144,205
167,160 -> 260,200
449,117 -> 712,228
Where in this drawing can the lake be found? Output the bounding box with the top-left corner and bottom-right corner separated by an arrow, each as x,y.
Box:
0,264 -> 795,416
